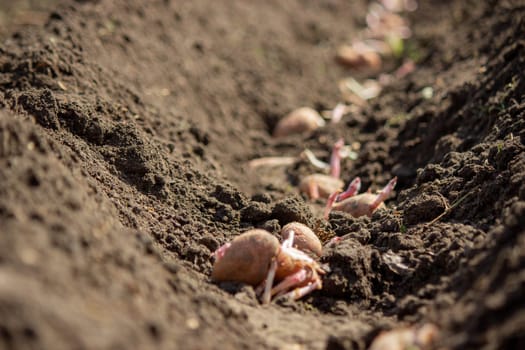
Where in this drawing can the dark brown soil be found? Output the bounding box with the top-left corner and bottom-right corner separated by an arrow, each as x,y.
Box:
0,0 -> 524,349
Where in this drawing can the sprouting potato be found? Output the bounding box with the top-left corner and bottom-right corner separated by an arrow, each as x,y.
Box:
273,107 -> 325,138
299,174 -> 344,201
324,177 -> 397,219
299,139 -> 345,200
335,44 -> 382,71
212,229 -> 280,286
212,229 -> 324,304
369,323 -> 439,350
280,222 -> 323,258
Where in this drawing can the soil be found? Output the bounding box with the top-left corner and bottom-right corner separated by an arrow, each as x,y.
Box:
0,0 -> 524,349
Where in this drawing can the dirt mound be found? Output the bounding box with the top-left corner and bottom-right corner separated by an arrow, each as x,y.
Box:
0,0 -> 524,349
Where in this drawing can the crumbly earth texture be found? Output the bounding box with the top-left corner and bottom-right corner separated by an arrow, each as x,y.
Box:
0,0 -> 524,349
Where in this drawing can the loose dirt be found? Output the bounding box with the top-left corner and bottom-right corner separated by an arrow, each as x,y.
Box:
0,0 -> 524,349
